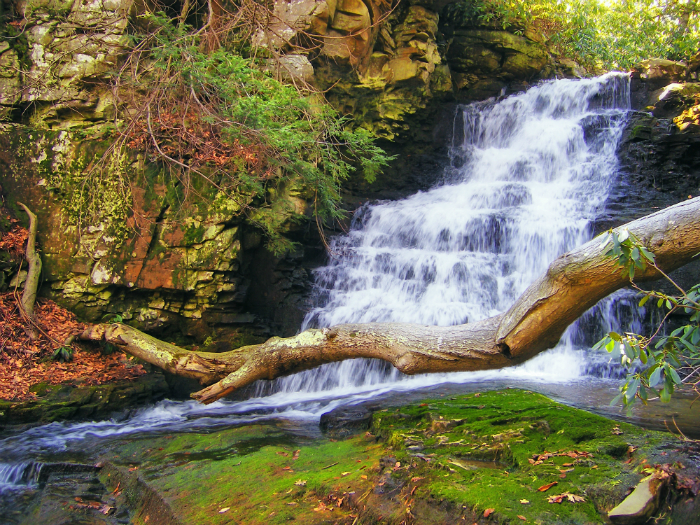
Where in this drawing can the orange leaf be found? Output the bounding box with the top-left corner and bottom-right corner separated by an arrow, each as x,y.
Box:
517,516 -> 527,521
537,481 -> 558,492
483,508 -> 495,517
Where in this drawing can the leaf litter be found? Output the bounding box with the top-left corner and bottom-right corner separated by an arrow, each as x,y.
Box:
0,291 -> 146,401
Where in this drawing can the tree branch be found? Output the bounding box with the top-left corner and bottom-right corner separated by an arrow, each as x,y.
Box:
17,202 -> 42,340
82,197 -> 700,403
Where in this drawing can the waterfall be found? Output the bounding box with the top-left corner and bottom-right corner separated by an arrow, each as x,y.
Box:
0,463 -> 41,492
255,72 -> 634,397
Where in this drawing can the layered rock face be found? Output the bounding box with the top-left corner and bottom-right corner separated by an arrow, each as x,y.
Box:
606,59 -> 700,225
0,0 -> 582,344
603,58 -> 700,293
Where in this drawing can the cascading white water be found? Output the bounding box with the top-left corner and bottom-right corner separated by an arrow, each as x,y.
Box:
256,72 -> 633,397
0,463 -> 40,491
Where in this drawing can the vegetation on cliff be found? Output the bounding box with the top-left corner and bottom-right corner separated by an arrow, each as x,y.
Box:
113,10 -> 392,254
450,0 -> 699,69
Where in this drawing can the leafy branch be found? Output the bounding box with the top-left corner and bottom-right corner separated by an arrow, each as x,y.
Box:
595,229 -> 700,407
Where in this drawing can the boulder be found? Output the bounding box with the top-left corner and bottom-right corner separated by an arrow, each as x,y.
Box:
608,474 -> 667,524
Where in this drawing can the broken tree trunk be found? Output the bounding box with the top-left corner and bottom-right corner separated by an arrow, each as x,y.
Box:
18,202 -> 42,340
82,197 -> 700,404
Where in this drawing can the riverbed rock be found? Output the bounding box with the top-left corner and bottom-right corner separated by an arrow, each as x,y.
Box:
608,474 -> 667,525
0,372 -> 169,426
319,406 -> 373,437
83,389 -> 700,525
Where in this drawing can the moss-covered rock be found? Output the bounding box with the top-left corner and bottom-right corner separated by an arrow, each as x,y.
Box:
0,372 -> 170,426
95,390 -> 699,524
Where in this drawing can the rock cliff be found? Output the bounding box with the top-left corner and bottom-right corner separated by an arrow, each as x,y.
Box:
0,0 -> 620,345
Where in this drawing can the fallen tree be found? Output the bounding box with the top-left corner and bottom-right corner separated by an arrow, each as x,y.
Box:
82,197 -> 700,404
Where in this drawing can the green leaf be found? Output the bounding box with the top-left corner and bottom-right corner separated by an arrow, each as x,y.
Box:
639,295 -> 650,307
668,367 -> 682,385
610,392 -> 624,406
648,366 -> 662,387
639,385 -> 648,402
639,246 -> 655,263
659,387 -> 672,403
639,349 -> 647,365
625,378 -> 639,402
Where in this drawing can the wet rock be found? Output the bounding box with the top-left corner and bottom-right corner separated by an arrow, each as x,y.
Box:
604,72 -> 700,293
320,406 -> 374,438
0,372 -> 170,426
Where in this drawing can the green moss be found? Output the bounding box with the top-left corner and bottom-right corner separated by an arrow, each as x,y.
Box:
1,125 -> 134,246
183,223 -> 206,245
105,424 -> 385,525
92,389 -> 694,525
371,389 -> 667,524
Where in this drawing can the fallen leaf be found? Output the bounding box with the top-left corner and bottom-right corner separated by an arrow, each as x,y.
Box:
219,507 -> 230,514
537,481 -> 558,492
517,516 -> 527,521
519,499 -> 530,504
341,472 -> 351,477
294,480 -> 307,486
292,450 -> 300,460
483,508 -> 495,517
313,502 -> 328,512
410,476 -> 424,482
548,492 -> 585,504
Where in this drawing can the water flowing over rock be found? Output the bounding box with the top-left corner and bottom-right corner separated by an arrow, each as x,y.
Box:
257,73 -> 633,396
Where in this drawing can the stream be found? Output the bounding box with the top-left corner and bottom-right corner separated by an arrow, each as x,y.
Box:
1,73 -> 697,522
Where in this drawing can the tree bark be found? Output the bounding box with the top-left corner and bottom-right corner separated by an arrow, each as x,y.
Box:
82,197 -> 700,404
18,202 -> 42,340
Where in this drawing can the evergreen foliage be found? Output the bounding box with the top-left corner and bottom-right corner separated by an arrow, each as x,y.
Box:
117,12 -> 391,254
